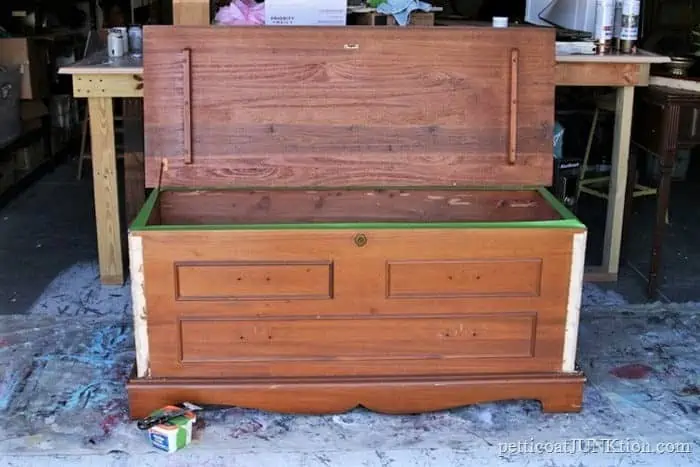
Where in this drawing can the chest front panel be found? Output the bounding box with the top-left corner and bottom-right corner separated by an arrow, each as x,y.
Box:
141,227 -> 575,378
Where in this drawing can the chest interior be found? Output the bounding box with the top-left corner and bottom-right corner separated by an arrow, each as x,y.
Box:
137,187 -> 577,229
132,25 -> 573,228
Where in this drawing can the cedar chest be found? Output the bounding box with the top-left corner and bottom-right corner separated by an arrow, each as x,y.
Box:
126,25 -> 587,418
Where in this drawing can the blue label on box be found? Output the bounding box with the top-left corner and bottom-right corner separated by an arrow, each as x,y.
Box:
149,432 -> 170,452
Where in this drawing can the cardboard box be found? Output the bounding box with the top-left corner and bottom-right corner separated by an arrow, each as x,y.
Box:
146,406 -> 197,453
265,0 -> 347,25
0,159 -> 15,195
21,99 -> 49,121
21,117 -> 42,133
0,65 -> 22,147
0,38 -> 50,100
20,100 -> 49,133
14,140 -> 45,172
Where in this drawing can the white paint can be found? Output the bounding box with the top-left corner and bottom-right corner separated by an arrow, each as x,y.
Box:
115,27 -> 129,53
107,29 -> 125,57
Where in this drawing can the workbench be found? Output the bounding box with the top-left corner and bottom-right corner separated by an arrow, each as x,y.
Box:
58,47 -> 669,285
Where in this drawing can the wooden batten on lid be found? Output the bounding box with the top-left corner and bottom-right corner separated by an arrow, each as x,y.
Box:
141,25 -> 556,190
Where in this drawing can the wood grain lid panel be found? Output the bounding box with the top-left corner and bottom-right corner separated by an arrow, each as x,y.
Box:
142,26 -> 556,188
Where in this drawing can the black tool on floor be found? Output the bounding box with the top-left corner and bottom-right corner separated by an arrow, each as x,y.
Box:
136,402 -> 203,430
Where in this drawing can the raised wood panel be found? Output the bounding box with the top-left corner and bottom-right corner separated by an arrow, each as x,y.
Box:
175,261 -> 333,300
140,227 -> 578,378
387,259 -> 542,298
149,320 -> 560,377
178,313 -> 536,362
142,26 -> 556,188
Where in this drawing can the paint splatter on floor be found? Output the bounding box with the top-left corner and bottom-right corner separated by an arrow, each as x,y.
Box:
582,282 -> 629,309
26,261 -> 131,318
1,263 -> 700,466
610,363 -> 655,379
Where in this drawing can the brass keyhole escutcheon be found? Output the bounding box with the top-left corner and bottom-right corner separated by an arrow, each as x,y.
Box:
354,233 -> 368,247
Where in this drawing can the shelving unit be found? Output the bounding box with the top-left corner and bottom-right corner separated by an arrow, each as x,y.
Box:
0,114 -> 53,206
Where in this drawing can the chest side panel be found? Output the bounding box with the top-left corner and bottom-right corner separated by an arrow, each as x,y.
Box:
141,228 -> 577,378
142,26 -> 555,188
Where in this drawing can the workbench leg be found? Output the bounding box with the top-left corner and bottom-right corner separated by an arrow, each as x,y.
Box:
601,86 -> 634,279
88,97 -> 124,285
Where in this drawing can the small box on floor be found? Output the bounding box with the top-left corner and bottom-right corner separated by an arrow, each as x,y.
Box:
146,406 -> 196,453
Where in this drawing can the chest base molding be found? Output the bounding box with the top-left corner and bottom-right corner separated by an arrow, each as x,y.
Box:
126,371 -> 585,418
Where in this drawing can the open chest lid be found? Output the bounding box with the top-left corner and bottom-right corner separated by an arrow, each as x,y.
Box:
142,25 -> 556,189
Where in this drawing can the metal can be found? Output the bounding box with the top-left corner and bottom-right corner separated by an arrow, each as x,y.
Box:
128,25 -> 143,56
612,0 -> 622,51
115,27 -> 129,53
594,0 -> 615,54
107,29 -> 125,57
619,0 -> 640,54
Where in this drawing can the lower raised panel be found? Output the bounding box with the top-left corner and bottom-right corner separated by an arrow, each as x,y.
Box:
178,313 -> 536,363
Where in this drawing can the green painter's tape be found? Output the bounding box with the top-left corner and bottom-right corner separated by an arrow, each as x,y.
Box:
535,186 -> 580,221
130,188 -> 160,231
130,187 -> 586,232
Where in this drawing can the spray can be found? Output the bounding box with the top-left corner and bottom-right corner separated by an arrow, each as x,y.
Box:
619,0 -> 640,54
107,29 -> 125,58
594,0 -> 615,54
612,0 -> 622,51
128,25 -> 143,56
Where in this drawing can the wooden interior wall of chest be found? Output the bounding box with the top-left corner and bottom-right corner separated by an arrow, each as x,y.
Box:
126,25 -> 587,418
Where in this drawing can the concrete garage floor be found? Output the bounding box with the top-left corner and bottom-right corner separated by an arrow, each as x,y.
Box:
2,159 -> 700,466
0,162 -> 97,316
